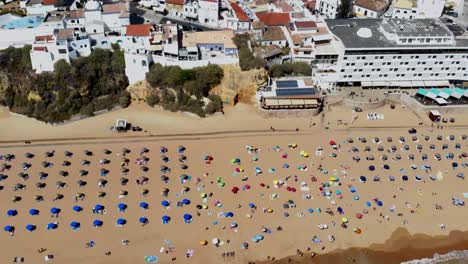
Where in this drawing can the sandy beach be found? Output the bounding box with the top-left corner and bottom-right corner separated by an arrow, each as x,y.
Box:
0,101 -> 467,264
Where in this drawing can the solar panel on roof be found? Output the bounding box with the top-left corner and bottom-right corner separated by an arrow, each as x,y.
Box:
276,88 -> 316,97
276,80 -> 298,89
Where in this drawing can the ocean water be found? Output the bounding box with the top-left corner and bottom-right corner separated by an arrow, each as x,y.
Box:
402,250 -> 468,264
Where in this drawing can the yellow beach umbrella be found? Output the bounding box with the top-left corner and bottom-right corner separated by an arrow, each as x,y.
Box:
200,193 -> 207,198
342,217 -> 348,223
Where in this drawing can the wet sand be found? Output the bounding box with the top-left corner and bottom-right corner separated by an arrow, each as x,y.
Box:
258,228 -> 468,264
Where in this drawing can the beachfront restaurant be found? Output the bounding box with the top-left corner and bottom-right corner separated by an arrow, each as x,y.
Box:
415,88 -> 468,106
257,79 -> 321,110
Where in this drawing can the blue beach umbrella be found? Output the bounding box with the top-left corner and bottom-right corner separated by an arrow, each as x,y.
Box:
162,215 -> 170,224
369,165 -> 375,171
359,176 -> 367,182
139,202 -> 149,209
70,221 -> 80,230
50,207 -> 60,214
73,206 -> 82,212
4,225 -> 14,232
116,218 -> 127,226
402,175 -> 409,181
7,209 -> 18,217
383,164 -> 390,170
366,201 -> 371,207
377,201 -> 383,207
95,204 -> 104,211
308,208 -> 314,213
29,209 -> 39,216
118,203 -> 127,212
183,214 -> 192,223
47,223 -> 58,230
182,199 -> 190,205
93,220 -> 103,227
248,203 -> 255,208
225,212 -> 234,218
25,224 -> 36,232
139,217 -> 148,224
161,200 -> 170,207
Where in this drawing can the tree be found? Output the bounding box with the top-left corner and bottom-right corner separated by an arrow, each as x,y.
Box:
54,59 -> 71,86
337,0 -> 353,18
268,62 -> 311,78
119,91 -> 131,108
146,93 -> 160,107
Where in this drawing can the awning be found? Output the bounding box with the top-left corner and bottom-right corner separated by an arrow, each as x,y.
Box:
412,81 -> 425,87
450,91 -> 462,99
398,81 -> 412,87
438,91 -> 450,99
264,99 -> 279,106
430,110 -> 441,116
435,98 -> 447,105
361,82 -> 373,87
425,92 -> 438,100
372,81 -> 388,86
424,80 -> 450,87
416,88 -> 428,96
304,99 -> 318,105
388,81 -> 401,87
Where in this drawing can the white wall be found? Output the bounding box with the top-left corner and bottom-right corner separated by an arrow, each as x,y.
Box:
125,52 -> 151,84
26,4 -> 57,15
316,0 -> 338,18
353,6 -> 378,18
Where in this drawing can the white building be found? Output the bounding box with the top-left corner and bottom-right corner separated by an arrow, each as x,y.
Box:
315,0 -> 339,18
30,28 -> 91,73
65,0 -> 129,36
353,0 -> 389,18
321,19 -> 468,89
222,2 -> 251,31
25,0 -> 59,15
392,0 -> 446,19
198,0 -> 219,26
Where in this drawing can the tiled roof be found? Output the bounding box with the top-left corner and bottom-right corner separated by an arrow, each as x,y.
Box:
126,24 -> 153,37
273,0 -> 294,12
252,20 -> 265,30
33,46 -> 47,51
42,0 -> 58,5
354,0 -> 388,12
57,28 -> 74,40
102,3 -> 127,13
295,21 -> 317,28
35,35 -> 54,42
303,0 -> 316,9
230,2 -> 250,22
166,0 -> 184,4
291,34 -> 302,45
69,9 -> 85,18
256,12 -> 290,26
261,26 -> 286,41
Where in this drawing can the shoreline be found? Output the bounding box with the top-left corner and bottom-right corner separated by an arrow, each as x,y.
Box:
256,228 -> 468,264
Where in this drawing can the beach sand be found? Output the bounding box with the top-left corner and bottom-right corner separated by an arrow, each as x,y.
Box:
0,127 -> 466,264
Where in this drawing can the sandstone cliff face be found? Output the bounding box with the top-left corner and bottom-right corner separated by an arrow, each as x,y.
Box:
210,65 -> 267,105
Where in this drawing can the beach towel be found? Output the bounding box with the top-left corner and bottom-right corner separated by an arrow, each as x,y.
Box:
145,256 -> 159,263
